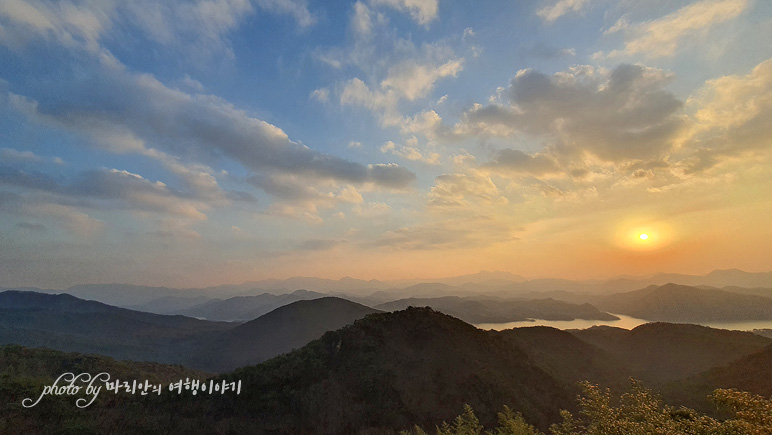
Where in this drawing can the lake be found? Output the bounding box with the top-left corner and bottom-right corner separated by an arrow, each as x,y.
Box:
475,314 -> 772,332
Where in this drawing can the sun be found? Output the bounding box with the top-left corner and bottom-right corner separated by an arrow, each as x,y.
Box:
614,220 -> 671,251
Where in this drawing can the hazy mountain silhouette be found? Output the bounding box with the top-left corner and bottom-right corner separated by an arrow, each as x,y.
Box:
219,276 -> 392,294
188,297 -> 380,372
5,268 -> 771,311
58,284 -> 194,307
0,290 -> 231,364
717,285 -> 772,299
175,289 -> 327,321
388,270 -> 529,288
597,283 -> 772,321
126,295 -> 213,314
0,291 -> 381,373
376,296 -> 618,323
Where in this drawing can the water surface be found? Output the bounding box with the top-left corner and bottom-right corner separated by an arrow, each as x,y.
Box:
476,314 -> 772,332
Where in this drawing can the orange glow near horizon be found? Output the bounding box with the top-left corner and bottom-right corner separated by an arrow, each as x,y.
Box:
613,220 -> 674,253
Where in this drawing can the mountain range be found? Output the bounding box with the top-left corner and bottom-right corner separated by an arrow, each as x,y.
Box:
0,290 -> 381,373
0,290 -> 231,364
7,268 -> 771,311
2,290 -> 772,433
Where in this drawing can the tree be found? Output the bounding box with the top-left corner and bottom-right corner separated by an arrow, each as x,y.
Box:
402,404 -> 542,435
405,380 -> 772,435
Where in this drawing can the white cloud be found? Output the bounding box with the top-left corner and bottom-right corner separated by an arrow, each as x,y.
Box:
381,58 -> 463,101
521,42 -> 577,59
182,74 -> 205,92
26,203 -> 105,237
0,0 -> 113,52
380,137 -> 440,164
266,202 -> 324,223
124,0 -> 254,58
76,168 -> 211,220
370,0 -> 438,25
352,201 -> 392,217
351,1 -> 373,37
341,77 -> 401,125
604,15 -> 628,35
249,173 -> 363,204
401,109 -> 448,141
369,215 -> 516,250
339,46 -> 463,127
428,173 -> 506,208
315,51 -> 343,69
610,0 -> 748,58
680,57 -> 772,172
0,147 -> 43,162
255,0 -> 314,28
380,141 -> 396,153
484,149 -> 560,176
310,87 -> 330,102
537,0 -> 590,23
0,0 -> 314,58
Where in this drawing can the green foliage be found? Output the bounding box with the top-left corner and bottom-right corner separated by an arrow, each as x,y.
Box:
550,379 -> 772,435
403,404 -> 543,435
437,404 -> 484,435
490,406 -> 543,435
407,380 -> 772,435
710,388 -> 772,432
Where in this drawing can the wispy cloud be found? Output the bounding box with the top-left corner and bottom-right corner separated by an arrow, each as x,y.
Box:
370,0 -> 438,26
0,0 -> 314,59
607,0 -> 748,58
340,43 -> 463,126
9,57 -> 415,193
537,0 -> 590,23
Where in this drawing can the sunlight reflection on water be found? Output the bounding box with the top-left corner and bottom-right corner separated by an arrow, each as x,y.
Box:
475,314 -> 772,332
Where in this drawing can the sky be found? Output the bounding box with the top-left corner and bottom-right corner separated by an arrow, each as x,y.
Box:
1,0 -> 771,288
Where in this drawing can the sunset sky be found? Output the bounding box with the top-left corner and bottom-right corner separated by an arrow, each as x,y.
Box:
1,0 -> 771,288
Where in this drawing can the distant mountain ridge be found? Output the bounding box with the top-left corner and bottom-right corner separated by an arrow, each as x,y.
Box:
173,289 -> 327,321
5,268 -> 771,310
